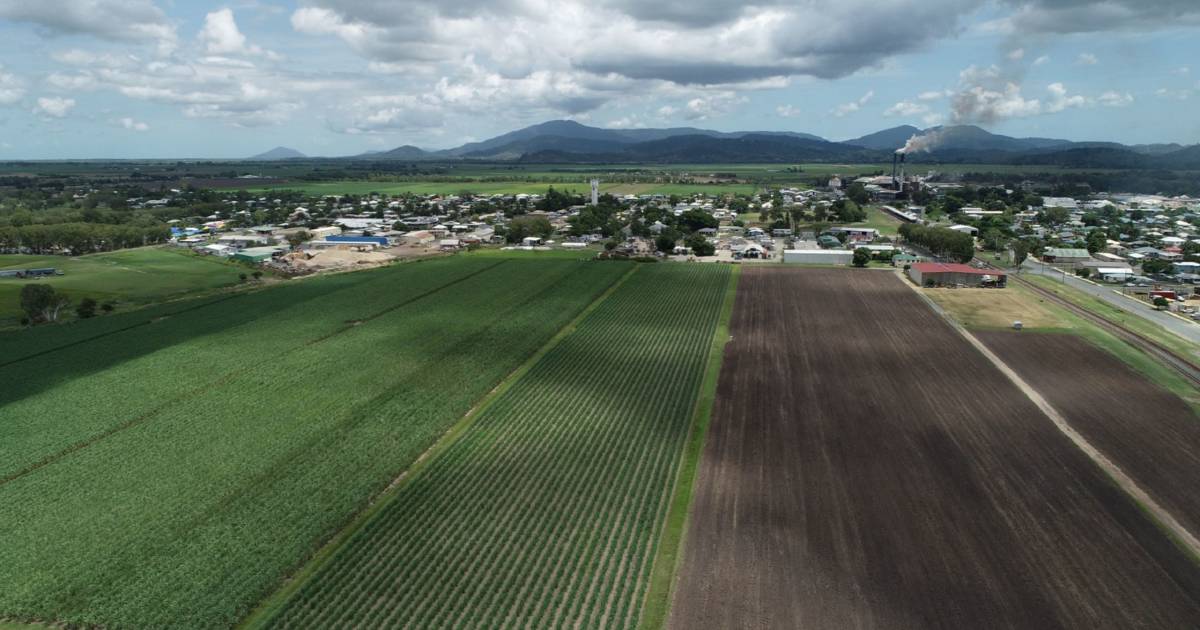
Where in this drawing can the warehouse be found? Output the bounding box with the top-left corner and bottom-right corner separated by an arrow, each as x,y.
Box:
909,262 -> 1006,287
232,246 -> 285,263
783,249 -> 853,265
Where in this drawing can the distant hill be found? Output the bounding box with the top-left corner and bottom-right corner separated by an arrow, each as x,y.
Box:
844,125 -> 922,150
248,146 -> 305,160
352,119 -> 1199,169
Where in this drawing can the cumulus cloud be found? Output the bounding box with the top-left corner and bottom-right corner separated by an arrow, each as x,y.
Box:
1033,55 -> 1050,66
0,0 -> 176,53
831,90 -> 874,117
117,116 -> 149,131
1076,53 -> 1099,66
199,8 -> 279,59
683,93 -> 747,120
0,64 -> 25,105
776,104 -> 801,118
884,100 -> 930,117
34,96 -> 75,118
1097,90 -> 1134,107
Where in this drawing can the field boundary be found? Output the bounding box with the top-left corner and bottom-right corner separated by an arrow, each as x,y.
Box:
905,278 -> 1200,563
237,263 -> 641,629
637,264 -> 741,630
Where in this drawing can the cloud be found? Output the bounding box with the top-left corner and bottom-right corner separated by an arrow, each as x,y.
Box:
831,90 -> 873,117
1097,90 -> 1134,107
0,64 -> 24,105
0,0 -> 176,53
46,72 -> 98,91
917,90 -> 948,101
884,100 -> 930,117
117,116 -> 149,131
683,93 -> 747,120
1033,55 -> 1050,66
199,8 -> 279,59
1044,82 -> 1086,112
775,104 -> 801,117
34,96 -> 75,118
1156,87 -> 1191,100
1172,66 -> 1190,76
605,115 -> 644,129
656,105 -> 678,118
1076,53 -> 1098,66
1007,48 -> 1025,61
997,0 -> 1200,34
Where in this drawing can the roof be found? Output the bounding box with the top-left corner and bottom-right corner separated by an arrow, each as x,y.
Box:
911,262 -> 1005,276
1043,247 -> 1091,258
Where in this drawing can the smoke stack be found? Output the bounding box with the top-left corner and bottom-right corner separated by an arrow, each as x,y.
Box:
899,152 -> 905,187
892,152 -> 898,182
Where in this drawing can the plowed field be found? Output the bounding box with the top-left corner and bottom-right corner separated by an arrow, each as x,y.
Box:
670,268 -> 1200,630
978,330 -> 1200,537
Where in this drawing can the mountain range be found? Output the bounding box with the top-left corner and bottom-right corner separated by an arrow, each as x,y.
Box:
248,120 -> 1200,169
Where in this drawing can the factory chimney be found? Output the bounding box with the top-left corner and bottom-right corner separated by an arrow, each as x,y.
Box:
590,179 -> 599,206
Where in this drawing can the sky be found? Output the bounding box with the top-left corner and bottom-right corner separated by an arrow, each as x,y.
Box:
1,0 -> 1199,159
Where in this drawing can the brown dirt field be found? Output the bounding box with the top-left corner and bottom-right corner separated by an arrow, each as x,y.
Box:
977,330 -> 1200,538
669,267 -> 1200,630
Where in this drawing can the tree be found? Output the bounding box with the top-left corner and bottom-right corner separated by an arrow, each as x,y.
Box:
685,233 -> 715,256
604,239 -> 618,251
238,273 -> 248,283
1085,229 -> 1107,254
845,182 -> 870,206
1076,267 -> 1091,279
1153,296 -> 1170,310
655,235 -> 676,253
679,209 -> 718,233
252,270 -> 263,281
852,247 -> 871,268
101,301 -> 115,314
505,216 -> 553,244
286,230 -> 311,249
1012,240 -> 1030,271
75,297 -> 98,319
1141,258 -> 1172,275
20,284 -> 70,324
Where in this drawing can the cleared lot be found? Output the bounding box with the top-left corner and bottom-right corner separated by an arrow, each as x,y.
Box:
670,267 -> 1200,630
978,330 -> 1200,537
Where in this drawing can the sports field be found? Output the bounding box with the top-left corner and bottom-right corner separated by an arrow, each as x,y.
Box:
0,248 -> 249,324
0,256 -> 633,628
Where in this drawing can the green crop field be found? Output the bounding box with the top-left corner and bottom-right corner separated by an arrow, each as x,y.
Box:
0,256 -> 632,628
235,179 -> 759,197
0,248 -> 251,325
250,263 -> 733,629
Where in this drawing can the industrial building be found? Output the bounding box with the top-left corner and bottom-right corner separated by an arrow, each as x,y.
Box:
1041,247 -> 1092,263
783,249 -> 853,265
908,262 -> 1006,287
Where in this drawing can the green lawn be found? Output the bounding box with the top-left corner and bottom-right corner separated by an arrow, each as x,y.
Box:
0,248 -> 251,324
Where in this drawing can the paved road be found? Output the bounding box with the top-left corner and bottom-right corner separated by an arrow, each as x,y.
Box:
1019,259 -> 1200,345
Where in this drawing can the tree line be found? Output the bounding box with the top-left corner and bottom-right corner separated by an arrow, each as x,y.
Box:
898,223 -> 975,263
0,223 -> 171,254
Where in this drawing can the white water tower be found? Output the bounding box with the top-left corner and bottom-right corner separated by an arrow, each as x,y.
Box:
590,179 -> 599,206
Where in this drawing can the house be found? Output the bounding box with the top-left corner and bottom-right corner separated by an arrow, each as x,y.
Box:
521,236 -> 544,247
948,224 -> 979,236
406,231 -> 435,246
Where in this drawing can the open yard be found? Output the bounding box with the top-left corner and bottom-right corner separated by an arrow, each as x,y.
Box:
669,267 -> 1200,629
922,283 -> 1072,330
0,248 -> 249,325
978,331 -> 1200,537
250,264 -> 734,629
0,256 -> 631,628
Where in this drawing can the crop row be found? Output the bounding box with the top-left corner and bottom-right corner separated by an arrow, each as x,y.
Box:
0,257 -> 630,628
265,263 -> 732,629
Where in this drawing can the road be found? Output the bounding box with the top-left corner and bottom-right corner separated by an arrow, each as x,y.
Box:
1019,259 -> 1200,345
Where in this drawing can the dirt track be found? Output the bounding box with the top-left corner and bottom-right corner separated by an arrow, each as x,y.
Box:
669,268 -> 1200,630
978,330 -> 1200,538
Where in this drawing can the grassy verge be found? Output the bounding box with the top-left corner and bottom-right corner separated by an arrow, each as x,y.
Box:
637,265 -> 741,630
1022,274 -> 1200,361
237,264 -> 641,629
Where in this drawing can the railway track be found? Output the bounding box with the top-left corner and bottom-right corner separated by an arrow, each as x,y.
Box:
991,263 -> 1200,388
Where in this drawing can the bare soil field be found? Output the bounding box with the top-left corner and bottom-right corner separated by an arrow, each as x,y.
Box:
977,330 -> 1200,537
669,267 -> 1200,630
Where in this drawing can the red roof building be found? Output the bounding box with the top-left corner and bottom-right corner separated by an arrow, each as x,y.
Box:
909,262 -> 1007,287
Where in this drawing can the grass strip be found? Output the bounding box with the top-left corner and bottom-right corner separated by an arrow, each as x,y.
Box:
637,264 -> 741,630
